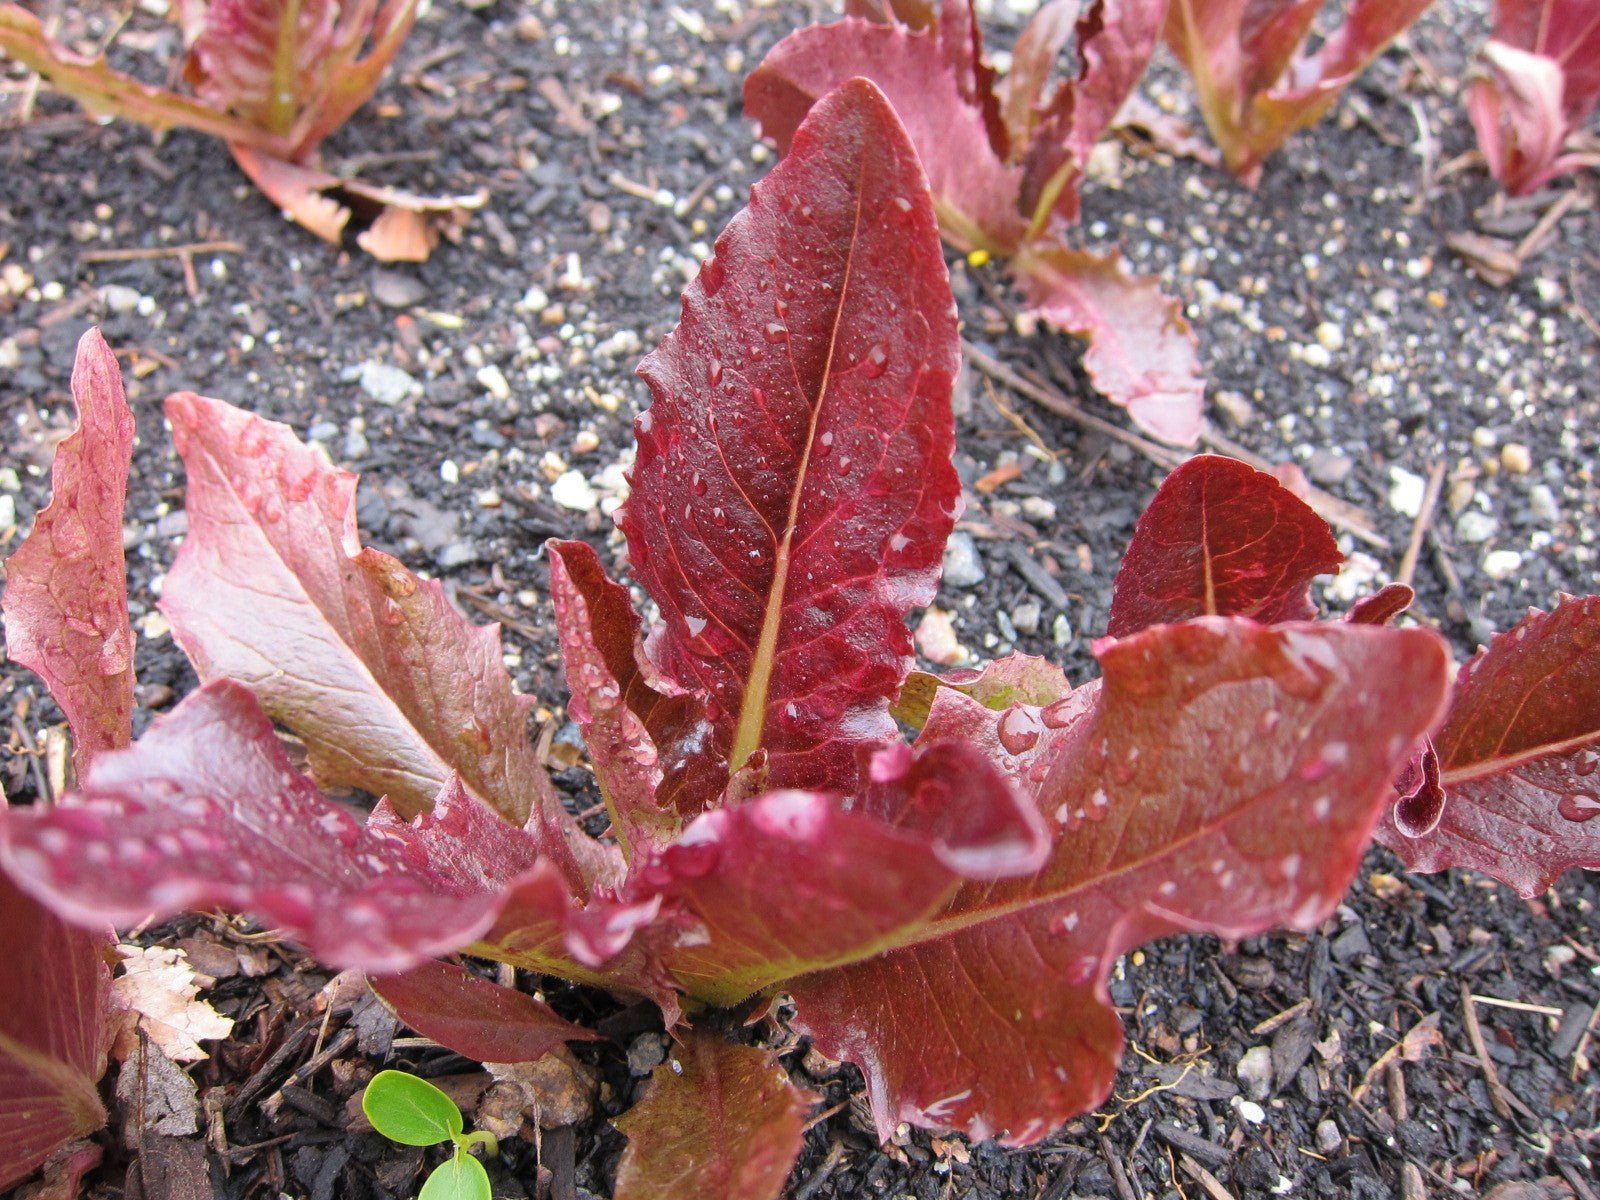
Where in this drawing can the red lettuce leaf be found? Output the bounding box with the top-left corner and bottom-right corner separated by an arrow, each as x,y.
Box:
787,618 -> 1450,1144
547,540 -> 722,850
1347,582 -> 1415,626
1468,0 -> 1600,194
1106,455 -> 1343,637
1014,239 -> 1205,446
613,1031 -> 813,1200
1164,0 -> 1436,182
0,873 -> 110,1192
1376,596 -> 1600,896
159,392 -> 603,891
369,960 -> 600,1063
893,651 -> 1072,731
641,738 -> 1046,1006
620,79 -> 961,794
0,681 -> 608,976
1,328 -> 136,773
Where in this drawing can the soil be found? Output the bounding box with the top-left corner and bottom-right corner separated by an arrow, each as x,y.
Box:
1,1 -> 1597,1198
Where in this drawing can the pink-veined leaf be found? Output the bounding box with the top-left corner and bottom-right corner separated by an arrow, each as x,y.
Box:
159,391 -> 603,891
613,1031 -> 813,1200
846,0 -> 939,29
1164,0 -> 1436,182
0,873 -> 111,1192
787,618 -> 1450,1144
1106,455 -> 1343,637
547,540 -> 722,851
641,737 -> 1046,1005
1468,0 -> 1600,194
744,23 -> 1028,251
369,960 -> 600,1064
1014,239 -> 1205,446
1375,596 -> 1600,896
892,651 -> 1071,731
0,681 -> 641,979
1,328 -> 136,774
620,79 -> 961,795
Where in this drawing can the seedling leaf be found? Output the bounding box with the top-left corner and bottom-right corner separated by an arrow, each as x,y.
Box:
363,1069 -> 463,1146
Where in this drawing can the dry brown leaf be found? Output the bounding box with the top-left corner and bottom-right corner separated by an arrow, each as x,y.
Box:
110,945 -> 234,1063
480,1046 -> 597,1133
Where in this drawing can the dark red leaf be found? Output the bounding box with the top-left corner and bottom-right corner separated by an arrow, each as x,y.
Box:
369,960 -> 600,1064
621,79 -> 961,794
2,328 -> 135,773
788,619 -> 1449,1143
1014,240 -> 1205,445
1347,583 -> 1415,626
547,539 -> 722,849
160,392 -> 603,891
1376,596 -> 1600,896
612,1030 -> 813,1200
1106,456 -> 1343,637
0,873 -> 110,1192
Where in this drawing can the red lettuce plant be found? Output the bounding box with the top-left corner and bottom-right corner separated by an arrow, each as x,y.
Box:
1467,0 -> 1600,194
0,0 -> 480,260
746,0 -> 1206,447
1162,0 -> 1437,183
7,79 -> 1590,1198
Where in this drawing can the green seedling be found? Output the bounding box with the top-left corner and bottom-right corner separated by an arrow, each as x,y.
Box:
362,1070 -> 498,1200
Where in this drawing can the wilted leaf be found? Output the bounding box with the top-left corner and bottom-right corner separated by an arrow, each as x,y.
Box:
1014,239 -> 1204,445
1106,456 -> 1343,637
109,945 -> 234,1063
620,79 -> 961,794
613,1032 -> 813,1200
788,619 -> 1449,1144
547,540 -> 721,848
482,1046 -> 596,1130
1376,596 -> 1600,895
0,873 -> 111,1192
2,328 -> 136,774
159,392 -> 600,890
370,960 -> 599,1064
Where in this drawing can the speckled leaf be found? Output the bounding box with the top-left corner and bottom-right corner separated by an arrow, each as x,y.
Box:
1376,596 -> 1600,896
2,329 -> 135,773
159,392 -> 601,891
643,737 -> 1046,1006
621,80 -> 961,794
1468,0 -> 1600,193
613,1031 -> 812,1200
370,961 -> 600,1064
547,540 -> 722,850
788,619 -> 1450,1144
744,23 -> 1028,252
0,681 -> 634,978
1015,240 -> 1204,445
1106,456 -> 1343,637
0,873 -> 110,1192
893,652 -> 1071,731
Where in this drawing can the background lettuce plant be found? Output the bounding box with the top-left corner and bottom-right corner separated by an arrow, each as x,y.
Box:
1,77 -> 1596,1199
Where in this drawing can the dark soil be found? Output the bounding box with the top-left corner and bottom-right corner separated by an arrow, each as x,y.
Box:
2,1 -> 1597,1198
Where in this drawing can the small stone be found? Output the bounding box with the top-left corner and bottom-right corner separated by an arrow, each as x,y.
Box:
915,608 -> 967,666
572,430 -> 601,454
342,428 -> 370,460
1213,390 -> 1254,427
551,470 -> 599,512
439,460 -> 460,485
1020,496 -> 1058,523
1500,442 -> 1532,474
477,364 -> 511,401
1235,1049 -> 1273,1107
1314,322 -> 1344,352
627,1033 -> 668,1077
0,494 -> 13,528
371,270 -> 427,308
1454,511 -> 1498,545
941,532 -> 986,589
1528,484 -> 1559,524
517,285 -> 550,313
1011,600 -> 1041,635
1300,342 -> 1332,369
1306,449 -> 1352,486
1233,1097 -> 1268,1125
1482,549 -> 1522,581
1052,613 -> 1072,647
359,360 -> 421,406
1315,1119 -> 1342,1155
100,284 -> 142,314
1388,467 -> 1426,518
476,489 -> 502,509
435,541 -> 479,570
1471,426 -> 1498,449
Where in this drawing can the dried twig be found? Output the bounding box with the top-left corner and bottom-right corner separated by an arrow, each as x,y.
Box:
1460,984 -> 1514,1119
1178,1152 -> 1237,1200
1396,461 -> 1446,587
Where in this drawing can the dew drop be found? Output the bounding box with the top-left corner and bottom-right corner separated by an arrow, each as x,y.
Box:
686,614 -> 708,637
1040,697 -> 1077,729
860,343 -> 889,379
699,255 -> 725,296
712,507 -> 727,526
893,196 -> 913,213
690,472 -> 707,496
1574,750 -> 1599,777
707,359 -> 723,387
816,430 -> 833,455
998,706 -> 1042,755
765,322 -> 788,343
637,408 -> 654,434
836,456 -> 852,476
1557,793 -> 1600,823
